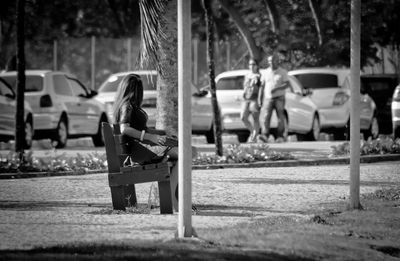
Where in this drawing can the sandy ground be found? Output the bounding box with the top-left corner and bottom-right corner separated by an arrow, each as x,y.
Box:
0,161 -> 399,252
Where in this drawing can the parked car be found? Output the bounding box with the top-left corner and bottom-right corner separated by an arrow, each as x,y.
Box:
392,84 -> 400,139
0,77 -> 33,149
361,74 -> 398,134
289,68 -> 379,140
95,71 -> 214,142
212,69 -> 319,142
0,70 -> 109,148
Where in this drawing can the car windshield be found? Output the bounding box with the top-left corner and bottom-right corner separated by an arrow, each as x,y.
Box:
98,74 -> 157,92
294,74 -> 338,89
216,76 -> 244,90
1,75 -> 44,92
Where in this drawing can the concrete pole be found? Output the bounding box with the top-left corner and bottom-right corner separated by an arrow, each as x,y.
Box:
349,0 -> 361,209
177,0 -> 193,237
127,38 -> 132,71
226,39 -> 231,70
53,39 -> 57,71
91,36 -> 96,90
193,38 -> 199,85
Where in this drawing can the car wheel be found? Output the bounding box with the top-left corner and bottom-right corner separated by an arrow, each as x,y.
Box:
205,126 -> 215,144
53,118 -> 68,148
363,115 -> 379,140
334,119 -> 350,141
92,117 -> 107,147
394,125 -> 400,140
24,120 -> 33,149
306,115 -> 320,141
238,132 -> 250,143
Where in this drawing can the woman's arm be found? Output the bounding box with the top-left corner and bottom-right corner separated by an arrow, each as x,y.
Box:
120,124 -> 166,146
146,128 -> 166,135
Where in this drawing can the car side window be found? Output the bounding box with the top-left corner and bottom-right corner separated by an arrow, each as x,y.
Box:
53,75 -> 73,96
0,80 -> 14,97
68,78 -> 88,97
216,76 -> 244,90
289,77 -> 302,95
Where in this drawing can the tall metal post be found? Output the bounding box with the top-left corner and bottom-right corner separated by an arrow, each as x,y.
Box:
53,39 -> 57,71
177,0 -> 193,237
349,0 -> 361,209
193,38 -> 199,85
127,38 -> 132,71
91,36 -> 96,90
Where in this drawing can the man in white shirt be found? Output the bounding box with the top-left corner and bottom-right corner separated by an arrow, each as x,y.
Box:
258,53 -> 289,142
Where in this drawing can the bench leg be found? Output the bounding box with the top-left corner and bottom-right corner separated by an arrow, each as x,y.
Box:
169,164 -> 179,212
110,186 -> 126,210
124,184 -> 137,207
158,181 -> 173,214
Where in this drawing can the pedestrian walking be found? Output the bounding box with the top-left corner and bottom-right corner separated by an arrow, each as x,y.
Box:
241,58 -> 262,143
258,53 -> 289,143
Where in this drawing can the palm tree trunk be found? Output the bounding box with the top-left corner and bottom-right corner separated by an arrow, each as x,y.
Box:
15,0 -> 26,160
155,0 -> 178,136
203,0 -> 223,156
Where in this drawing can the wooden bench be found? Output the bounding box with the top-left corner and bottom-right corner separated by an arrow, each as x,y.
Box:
102,122 -> 175,214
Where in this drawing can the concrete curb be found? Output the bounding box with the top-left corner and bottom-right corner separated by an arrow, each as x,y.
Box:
1,154 -> 399,179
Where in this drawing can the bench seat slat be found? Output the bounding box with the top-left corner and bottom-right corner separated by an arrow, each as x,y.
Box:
108,166 -> 170,186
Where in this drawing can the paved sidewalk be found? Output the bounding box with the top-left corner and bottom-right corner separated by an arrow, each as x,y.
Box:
0,161 -> 399,250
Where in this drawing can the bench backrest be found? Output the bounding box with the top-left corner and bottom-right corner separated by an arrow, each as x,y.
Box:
102,122 -> 160,169
102,122 -> 121,173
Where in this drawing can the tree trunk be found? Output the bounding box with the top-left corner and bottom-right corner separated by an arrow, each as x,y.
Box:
262,0 -> 280,34
15,0 -> 26,160
217,0 -> 261,61
308,0 -> 323,46
156,0 -> 178,136
203,0 -> 223,156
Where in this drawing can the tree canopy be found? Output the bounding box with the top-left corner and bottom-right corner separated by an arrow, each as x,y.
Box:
1,0 -> 399,70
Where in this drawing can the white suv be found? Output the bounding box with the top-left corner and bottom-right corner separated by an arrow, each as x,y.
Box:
0,70 -> 109,148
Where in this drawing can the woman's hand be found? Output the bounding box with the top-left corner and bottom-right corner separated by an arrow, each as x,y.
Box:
147,133 -> 167,146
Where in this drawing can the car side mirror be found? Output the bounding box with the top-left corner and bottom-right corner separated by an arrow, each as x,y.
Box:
4,93 -> 15,99
302,88 -> 313,96
192,89 -> 208,97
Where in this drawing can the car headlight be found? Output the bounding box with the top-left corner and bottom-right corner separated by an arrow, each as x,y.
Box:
393,86 -> 400,102
105,102 -> 114,113
332,92 -> 350,106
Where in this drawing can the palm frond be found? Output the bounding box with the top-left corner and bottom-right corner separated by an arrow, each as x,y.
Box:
138,0 -> 167,71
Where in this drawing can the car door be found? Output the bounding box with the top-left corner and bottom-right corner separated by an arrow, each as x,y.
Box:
0,79 -> 16,137
214,74 -> 246,130
285,77 -> 315,132
67,77 -> 99,135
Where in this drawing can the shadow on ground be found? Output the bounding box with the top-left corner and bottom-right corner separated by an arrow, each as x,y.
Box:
0,243 -> 315,261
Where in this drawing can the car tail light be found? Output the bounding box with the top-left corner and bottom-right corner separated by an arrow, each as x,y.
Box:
333,92 -> 349,106
40,94 -> 53,107
142,97 -> 157,108
393,86 -> 400,102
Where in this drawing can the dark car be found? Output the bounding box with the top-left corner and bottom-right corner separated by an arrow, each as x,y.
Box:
361,74 -> 399,134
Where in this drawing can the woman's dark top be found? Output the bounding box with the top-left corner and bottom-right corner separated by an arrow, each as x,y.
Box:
118,102 -> 148,131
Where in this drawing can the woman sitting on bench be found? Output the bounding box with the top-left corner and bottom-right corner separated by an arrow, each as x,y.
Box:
112,73 -> 196,210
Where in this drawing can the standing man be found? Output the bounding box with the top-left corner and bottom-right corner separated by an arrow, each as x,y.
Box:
258,52 -> 289,143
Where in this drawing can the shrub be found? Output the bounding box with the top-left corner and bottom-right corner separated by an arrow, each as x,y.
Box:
1,144 -> 295,173
330,137 -> 400,156
192,144 -> 295,165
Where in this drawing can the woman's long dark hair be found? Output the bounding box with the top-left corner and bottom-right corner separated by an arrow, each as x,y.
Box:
112,74 -> 146,123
